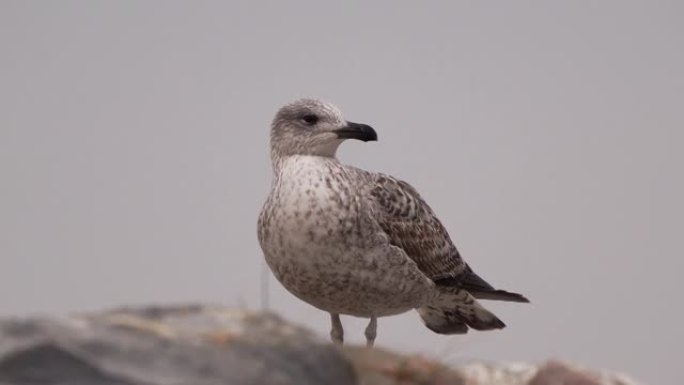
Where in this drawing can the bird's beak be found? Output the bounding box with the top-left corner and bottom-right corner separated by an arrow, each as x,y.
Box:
334,122 -> 378,142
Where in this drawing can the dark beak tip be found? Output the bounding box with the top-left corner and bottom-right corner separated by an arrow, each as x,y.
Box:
335,122 -> 378,142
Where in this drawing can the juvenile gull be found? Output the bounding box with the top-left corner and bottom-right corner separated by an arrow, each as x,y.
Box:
257,99 -> 528,346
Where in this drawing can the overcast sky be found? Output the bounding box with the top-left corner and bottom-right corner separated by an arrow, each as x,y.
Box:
1,1 -> 682,384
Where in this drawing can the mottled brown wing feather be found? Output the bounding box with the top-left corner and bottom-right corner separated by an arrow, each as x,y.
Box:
369,174 -> 466,281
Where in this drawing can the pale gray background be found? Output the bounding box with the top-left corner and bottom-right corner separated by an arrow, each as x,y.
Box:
1,1 -> 682,384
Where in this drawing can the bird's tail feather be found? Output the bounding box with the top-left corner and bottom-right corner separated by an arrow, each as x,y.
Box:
417,286 -> 505,335
468,289 -> 529,303
435,265 -> 530,303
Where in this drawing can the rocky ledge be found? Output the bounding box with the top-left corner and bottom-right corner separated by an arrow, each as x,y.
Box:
0,305 -> 641,385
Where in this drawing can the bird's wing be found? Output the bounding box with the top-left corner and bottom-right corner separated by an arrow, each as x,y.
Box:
367,174 -> 467,281
366,173 -> 530,303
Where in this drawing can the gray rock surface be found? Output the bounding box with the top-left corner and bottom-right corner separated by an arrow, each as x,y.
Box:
0,305 -> 643,385
0,305 -> 356,385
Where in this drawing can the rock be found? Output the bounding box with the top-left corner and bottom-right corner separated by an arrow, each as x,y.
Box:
0,305 -> 643,385
343,345 -> 467,385
0,305 -> 356,385
457,362 -> 537,385
456,360 -> 642,385
528,361 -> 642,385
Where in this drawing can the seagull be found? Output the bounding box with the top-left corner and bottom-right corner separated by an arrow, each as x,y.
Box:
257,99 -> 528,347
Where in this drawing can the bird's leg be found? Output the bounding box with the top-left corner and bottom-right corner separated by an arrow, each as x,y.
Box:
330,313 -> 344,345
364,316 -> 377,347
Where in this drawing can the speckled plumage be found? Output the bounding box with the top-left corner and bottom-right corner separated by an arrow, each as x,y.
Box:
258,99 -> 528,345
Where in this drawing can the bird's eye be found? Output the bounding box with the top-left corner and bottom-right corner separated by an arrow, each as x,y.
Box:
302,114 -> 319,125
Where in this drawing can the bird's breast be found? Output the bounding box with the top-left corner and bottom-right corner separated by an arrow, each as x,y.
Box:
259,157 -> 364,259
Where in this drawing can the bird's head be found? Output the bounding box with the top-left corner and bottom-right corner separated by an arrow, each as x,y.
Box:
270,99 -> 376,161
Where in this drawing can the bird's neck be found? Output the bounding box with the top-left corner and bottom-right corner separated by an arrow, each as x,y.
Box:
270,139 -> 344,170
271,154 -> 340,176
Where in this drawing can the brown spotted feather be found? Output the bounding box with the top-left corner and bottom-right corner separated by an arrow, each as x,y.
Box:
369,174 -> 466,281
